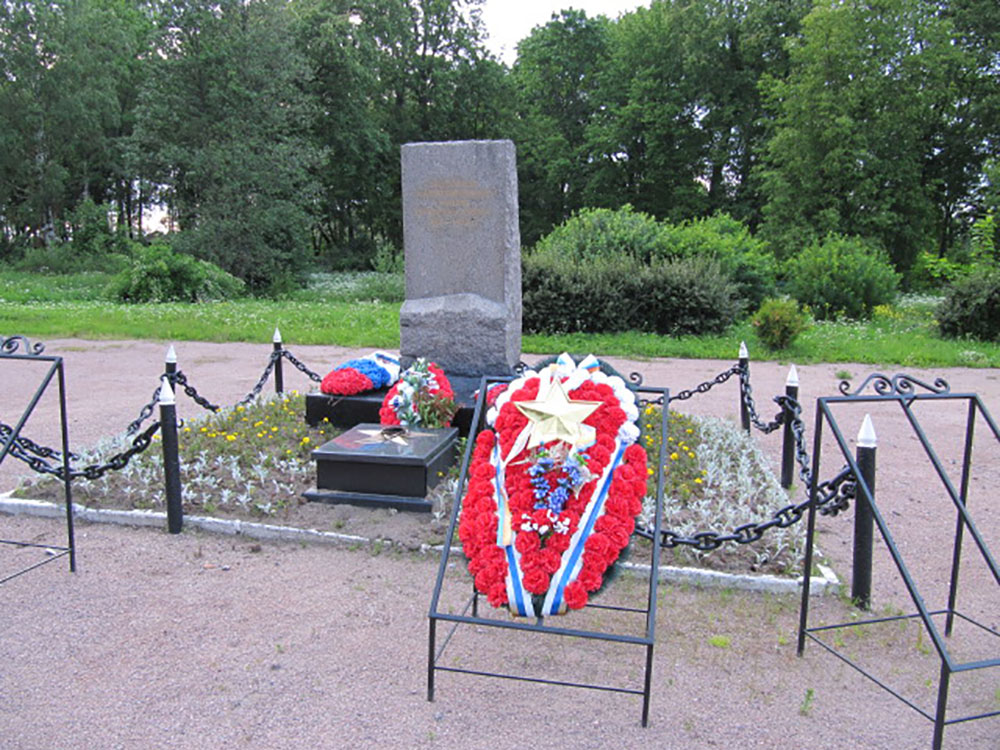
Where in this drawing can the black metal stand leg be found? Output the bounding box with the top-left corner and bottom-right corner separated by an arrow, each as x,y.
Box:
641,643 -> 654,727
932,659 -> 951,750
427,618 -> 436,702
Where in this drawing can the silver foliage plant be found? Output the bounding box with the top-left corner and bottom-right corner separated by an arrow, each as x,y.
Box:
640,415 -> 803,572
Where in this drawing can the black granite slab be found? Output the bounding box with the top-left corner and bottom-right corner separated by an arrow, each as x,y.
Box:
303,423 -> 458,512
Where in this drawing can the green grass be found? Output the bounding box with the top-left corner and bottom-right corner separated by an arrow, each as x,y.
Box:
3,269 -> 999,367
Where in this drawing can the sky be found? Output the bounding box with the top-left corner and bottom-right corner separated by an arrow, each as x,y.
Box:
478,1 -> 649,64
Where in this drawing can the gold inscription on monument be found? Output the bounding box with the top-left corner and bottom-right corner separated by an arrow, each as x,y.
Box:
415,178 -> 491,231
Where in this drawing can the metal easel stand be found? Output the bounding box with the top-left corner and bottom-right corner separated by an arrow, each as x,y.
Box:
427,377 -> 668,726
797,374 -> 999,749
1,335 -> 75,584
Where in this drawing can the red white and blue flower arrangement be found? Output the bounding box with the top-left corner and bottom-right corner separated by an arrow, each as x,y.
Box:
458,354 -> 647,616
320,351 -> 400,396
379,358 -> 457,428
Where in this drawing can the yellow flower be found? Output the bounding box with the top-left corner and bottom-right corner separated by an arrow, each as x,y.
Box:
670,452 -> 679,461
647,467 -> 654,476
300,436 -> 310,445
694,477 -> 702,484
183,427 -> 191,433
226,434 -> 237,442
686,428 -> 693,435
687,452 -> 695,459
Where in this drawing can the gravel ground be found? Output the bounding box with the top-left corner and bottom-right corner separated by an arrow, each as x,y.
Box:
1,338 -> 998,748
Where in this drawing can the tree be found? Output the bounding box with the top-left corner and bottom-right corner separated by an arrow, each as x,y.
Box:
132,0 -> 322,292
293,0 -> 511,267
582,0 -> 810,229
0,0 -> 149,254
759,0 -> 998,266
511,8 -> 610,246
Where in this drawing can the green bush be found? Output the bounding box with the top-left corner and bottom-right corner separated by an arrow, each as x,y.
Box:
531,208 -> 776,311
523,253 -> 742,336
752,297 -> 810,350
106,244 -> 245,303
13,243 -> 129,275
531,205 -> 666,262
936,268 -> 1000,341
657,214 -> 778,310
786,235 -> 900,320
905,250 -> 972,292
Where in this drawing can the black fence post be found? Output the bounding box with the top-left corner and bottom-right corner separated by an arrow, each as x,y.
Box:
273,327 -> 284,395
739,341 -> 750,434
781,364 -> 799,489
159,376 -> 184,534
164,344 -> 177,390
852,414 -> 877,610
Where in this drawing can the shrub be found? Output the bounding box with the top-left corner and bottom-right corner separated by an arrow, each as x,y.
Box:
786,234 -> 899,320
523,253 -> 742,336
657,214 -> 778,310
936,268 -> 1000,341
106,244 -> 245,303
905,250 -> 972,292
13,242 -> 129,274
752,298 -> 810,350
531,205 -> 666,262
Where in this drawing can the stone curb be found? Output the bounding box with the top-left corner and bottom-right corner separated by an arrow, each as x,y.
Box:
0,494 -> 839,596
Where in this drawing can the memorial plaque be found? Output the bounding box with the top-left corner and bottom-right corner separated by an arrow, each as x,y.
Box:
303,424 -> 458,512
399,140 -> 521,377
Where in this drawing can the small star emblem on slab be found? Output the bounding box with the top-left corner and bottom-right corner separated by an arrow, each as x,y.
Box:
354,426 -> 410,446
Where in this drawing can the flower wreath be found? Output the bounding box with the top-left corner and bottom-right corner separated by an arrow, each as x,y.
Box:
379,358 -> 456,428
458,354 -> 647,616
320,351 -> 400,396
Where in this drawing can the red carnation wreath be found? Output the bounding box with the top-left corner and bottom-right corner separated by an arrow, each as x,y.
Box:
458,354 -> 646,616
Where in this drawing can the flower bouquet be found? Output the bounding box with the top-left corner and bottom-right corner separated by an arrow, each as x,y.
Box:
320,351 -> 400,396
379,358 -> 457,429
458,353 -> 647,617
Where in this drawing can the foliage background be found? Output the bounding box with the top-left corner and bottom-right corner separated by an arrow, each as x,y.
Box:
1,0 -> 997,288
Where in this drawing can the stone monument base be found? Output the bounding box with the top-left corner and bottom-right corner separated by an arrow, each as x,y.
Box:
400,292 -> 519,378
303,423 -> 458,512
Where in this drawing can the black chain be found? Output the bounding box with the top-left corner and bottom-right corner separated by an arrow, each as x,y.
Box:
235,352 -> 280,407
636,464 -> 853,551
637,365 -> 855,551
125,383 -> 162,436
0,423 -> 78,462
173,371 -> 221,413
739,364 -> 785,434
280,349 -> 323,383
5,421 -> 161,481
668,364 -> 742,403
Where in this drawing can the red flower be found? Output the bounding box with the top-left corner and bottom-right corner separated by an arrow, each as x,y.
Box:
320,368 -> 373,396
515,531 -> 541,556
521,567 -> 550,595
563,581 -> 588,610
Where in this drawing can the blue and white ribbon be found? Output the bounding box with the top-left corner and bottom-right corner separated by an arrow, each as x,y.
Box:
541,440 -> 626,616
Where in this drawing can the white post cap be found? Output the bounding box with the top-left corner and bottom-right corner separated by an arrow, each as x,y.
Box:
739,340 -> 748,359
857,414 -> 877,448
273,327 -> 282,344
786,363 -> 799,387
165,344 -> 177,364
158,376 -> 176,406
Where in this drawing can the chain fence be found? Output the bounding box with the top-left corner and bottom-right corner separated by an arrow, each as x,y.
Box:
634,361 -> 852,551
3,343 -> 852,554
2,344 -> 323,483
